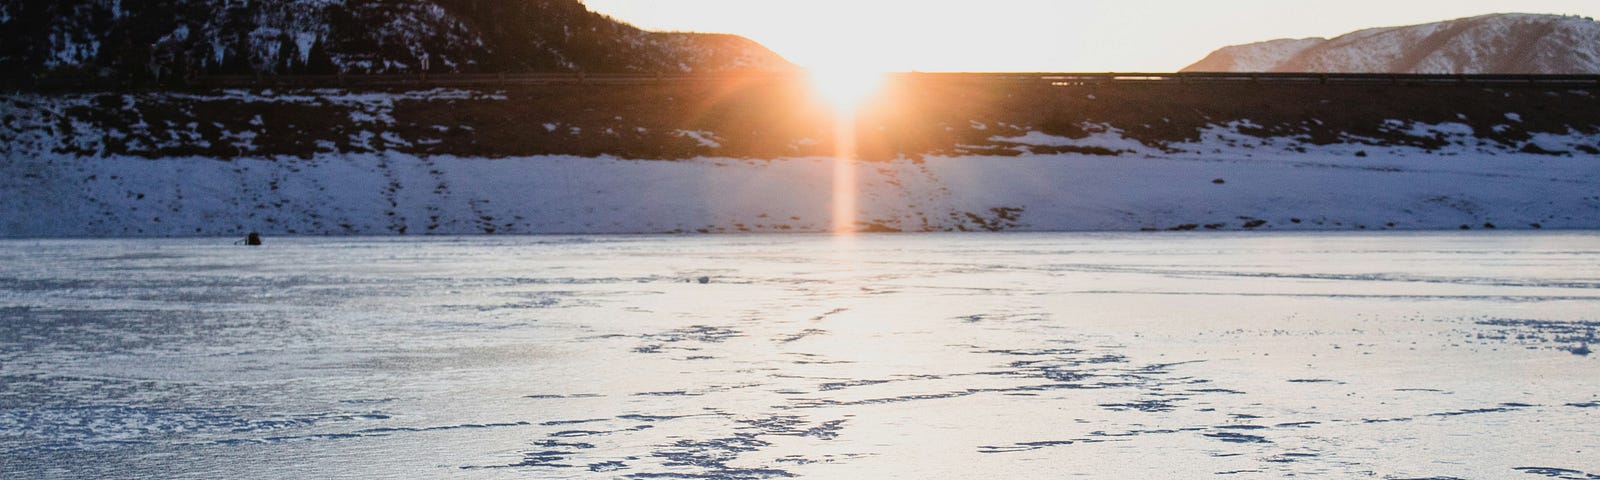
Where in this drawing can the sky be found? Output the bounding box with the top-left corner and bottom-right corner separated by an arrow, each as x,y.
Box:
581,0 -> 1600,72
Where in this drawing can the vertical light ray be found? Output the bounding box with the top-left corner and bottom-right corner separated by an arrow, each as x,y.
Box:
831,112 -> 858,235
810,69 -> 882,236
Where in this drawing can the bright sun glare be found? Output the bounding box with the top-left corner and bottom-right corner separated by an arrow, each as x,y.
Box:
808,68 -> 887,115
805,67 -> 885,235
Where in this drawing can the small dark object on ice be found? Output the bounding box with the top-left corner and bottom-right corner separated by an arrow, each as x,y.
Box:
697,276 -> 710,284
237,232 -> 263,246
1211,178 -> 1226,184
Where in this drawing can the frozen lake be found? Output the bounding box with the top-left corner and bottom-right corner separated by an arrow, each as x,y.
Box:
2,233 -> 1598,479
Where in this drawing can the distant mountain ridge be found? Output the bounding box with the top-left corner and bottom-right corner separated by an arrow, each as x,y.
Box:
0,0 -> 793,86
1184,13 -> 1600,74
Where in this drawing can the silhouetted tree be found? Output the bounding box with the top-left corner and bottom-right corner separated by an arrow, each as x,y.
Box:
275,33 -> 300,74
304,36 -> 337,74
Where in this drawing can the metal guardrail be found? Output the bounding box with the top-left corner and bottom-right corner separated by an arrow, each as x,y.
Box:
893,72 -> 1600,87
25,72 -> 1600,90
187,72 -> 784,88
20,72 -> 794,90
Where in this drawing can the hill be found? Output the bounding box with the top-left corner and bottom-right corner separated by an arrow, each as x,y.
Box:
1184,13 -> 1600,73
0,0 -> 793,86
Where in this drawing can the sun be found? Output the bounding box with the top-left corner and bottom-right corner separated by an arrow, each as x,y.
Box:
807,67 -> 887,115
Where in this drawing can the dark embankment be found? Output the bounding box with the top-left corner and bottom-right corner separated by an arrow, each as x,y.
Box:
6,74 -> 1597,161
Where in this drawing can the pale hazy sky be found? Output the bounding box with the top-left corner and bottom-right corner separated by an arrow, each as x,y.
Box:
581,0 -> 1600,72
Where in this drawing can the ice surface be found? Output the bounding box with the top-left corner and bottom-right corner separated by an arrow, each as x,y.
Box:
1,232 -> 1597,478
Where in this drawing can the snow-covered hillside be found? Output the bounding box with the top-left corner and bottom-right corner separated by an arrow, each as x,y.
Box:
1185,13 -> 1600,73
6,131 -> 1597,237
0,0 -> 792,86
1188,38 -> 1326,73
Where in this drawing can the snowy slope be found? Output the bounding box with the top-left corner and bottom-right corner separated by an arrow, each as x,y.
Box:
1184,13 -> 1600,73
1183,38 -> 1324,73
3,114 -> 1596,236
5,139 -> 1597,237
